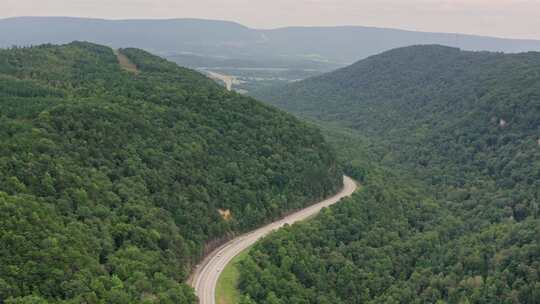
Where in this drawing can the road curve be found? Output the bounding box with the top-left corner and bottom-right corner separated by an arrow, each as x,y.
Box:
190,175 -> 357,304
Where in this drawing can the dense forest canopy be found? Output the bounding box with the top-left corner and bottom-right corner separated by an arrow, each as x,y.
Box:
0,42 -> 342,303
242,45 -> 540,303
253,45 -> 540,191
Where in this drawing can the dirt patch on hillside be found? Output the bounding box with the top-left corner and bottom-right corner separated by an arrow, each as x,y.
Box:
115,50 -> 139,74
218,209 -> 232,221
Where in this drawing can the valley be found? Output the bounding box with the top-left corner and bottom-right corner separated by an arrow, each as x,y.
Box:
1,13 -> 539,304
199,67 -> 322,94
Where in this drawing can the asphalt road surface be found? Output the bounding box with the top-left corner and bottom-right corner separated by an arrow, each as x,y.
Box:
190,175 -> 357,304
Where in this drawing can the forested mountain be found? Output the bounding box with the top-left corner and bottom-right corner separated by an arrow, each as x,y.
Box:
0,42 -> 342,303
2,17 -> 540,65
240,46 -> 540,303
254,45 -> 540,184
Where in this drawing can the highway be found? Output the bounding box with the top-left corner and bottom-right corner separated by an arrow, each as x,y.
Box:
190,175 -> 357,304
206,71 -> 234,91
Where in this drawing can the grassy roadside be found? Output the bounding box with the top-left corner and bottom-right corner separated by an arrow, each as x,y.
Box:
214,177 -> 360,304
215,249 -> 250,304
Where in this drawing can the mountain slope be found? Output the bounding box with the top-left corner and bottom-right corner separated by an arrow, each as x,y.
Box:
2,17 -> 540,65
254,44 -> 540,210
0,17 -> 259,55
254,45 -> 540,171
261,26 -> 540,63
241,46 -> 540,303
0,42 -> 341,303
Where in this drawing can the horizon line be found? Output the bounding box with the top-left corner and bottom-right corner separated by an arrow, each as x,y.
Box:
2,15 -> 539,42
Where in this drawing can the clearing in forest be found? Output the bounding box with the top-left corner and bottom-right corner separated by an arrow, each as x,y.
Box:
115,50 -> 139,74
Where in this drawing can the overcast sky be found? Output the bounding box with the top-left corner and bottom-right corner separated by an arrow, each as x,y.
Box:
3,0 -> 540,39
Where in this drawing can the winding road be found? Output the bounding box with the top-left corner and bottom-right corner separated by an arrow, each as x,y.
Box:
190,175 -> 357,304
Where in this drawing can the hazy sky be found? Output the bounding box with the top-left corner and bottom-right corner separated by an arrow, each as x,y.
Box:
3,0 -> 540,39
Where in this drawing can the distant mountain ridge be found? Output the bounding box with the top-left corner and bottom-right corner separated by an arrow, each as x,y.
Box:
2,16 -> 540,65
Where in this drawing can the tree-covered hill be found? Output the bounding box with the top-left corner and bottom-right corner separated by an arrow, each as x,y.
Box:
254,45 -> 540,186
241,46 -> 540,303
0,42 -> 342,303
